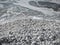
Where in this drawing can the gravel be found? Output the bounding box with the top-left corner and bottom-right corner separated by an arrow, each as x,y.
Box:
0,0 -> 60,45
0,18 -> 60,45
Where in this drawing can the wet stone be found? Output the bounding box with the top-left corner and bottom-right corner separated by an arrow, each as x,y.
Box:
29,1 -> 39,7
29,1 -> 60,11
38,1 -> 60,11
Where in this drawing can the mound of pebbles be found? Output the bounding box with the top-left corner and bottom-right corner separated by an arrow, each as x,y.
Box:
0,18 -> 60,45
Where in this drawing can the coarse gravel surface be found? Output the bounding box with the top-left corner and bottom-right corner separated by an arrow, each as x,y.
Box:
0,18 -> 60,45
0,0 -> 60,45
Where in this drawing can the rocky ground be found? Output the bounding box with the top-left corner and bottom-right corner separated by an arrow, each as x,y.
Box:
0,18 -> 60,45
0,0 -> 60,45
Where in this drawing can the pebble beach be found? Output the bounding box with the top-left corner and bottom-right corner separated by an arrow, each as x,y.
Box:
0,0 -> 60,45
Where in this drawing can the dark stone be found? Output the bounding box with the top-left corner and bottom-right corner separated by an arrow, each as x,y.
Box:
29,1 -> 60,11
22,39 -> 27,42
30,19 -> 32,21
54,42 -> 60,45
42,29 -> 46,31
34,42 -> 39,45
9,31 -> 13,35
27,35 -> 32,39
38,1 -> 60,11
48,29 -> 51,31
51,35 -> 57,41
0,42 -> 2,45
40,37 -> 45,42
46,38 -> 51,41
0,37 -> 16,44
29,1 -> 39,7
1,37 -> 9,43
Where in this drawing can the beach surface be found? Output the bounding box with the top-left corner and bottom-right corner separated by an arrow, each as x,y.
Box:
0,0 -> 60,45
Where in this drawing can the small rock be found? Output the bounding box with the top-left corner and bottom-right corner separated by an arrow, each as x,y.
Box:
42,29 -> 46,31
39,37 -> 45,42
0,37 -> 9,43
9,31 -> 13,35
54,42 -> 60,45
51,35 -> 57,41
